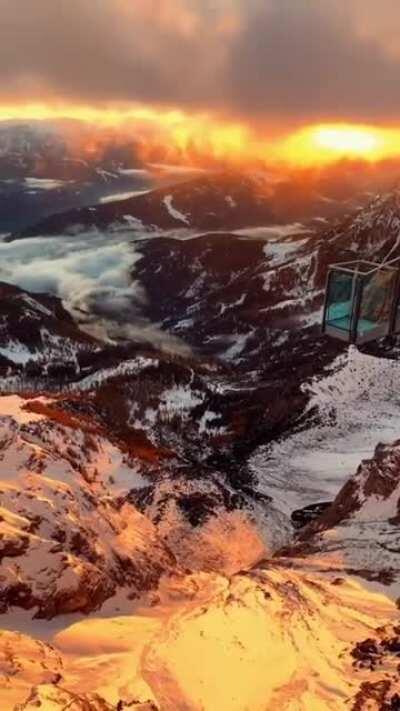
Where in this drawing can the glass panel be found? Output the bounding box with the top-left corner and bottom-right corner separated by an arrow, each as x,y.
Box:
358,269 -> 396,337
325,270 -> 354,332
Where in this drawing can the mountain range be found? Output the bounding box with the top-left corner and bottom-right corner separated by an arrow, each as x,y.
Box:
1,132 -> 400,709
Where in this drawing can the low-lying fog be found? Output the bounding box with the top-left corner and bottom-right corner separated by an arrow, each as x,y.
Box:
0,230 -> 192,354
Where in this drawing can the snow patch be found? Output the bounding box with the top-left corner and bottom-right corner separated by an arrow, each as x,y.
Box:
73,357 -> 158,391
99,190 -> 150,204
223,331 -> 254,362
163,195 -> 190,225
234,224 -> 311,240
0,342 -> 40,364
264,237 -> 308,266
24,178 -> 68,191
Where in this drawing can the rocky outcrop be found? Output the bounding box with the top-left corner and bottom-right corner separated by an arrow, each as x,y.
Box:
282,437 -> 400,589
301,440 -> 400,535
0,395 -> 175,618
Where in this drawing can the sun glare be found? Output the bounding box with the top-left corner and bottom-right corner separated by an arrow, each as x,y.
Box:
313,126 -> 381,155
278,123 -> 400,165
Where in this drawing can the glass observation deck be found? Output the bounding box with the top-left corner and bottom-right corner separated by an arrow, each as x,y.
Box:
322,260 -> 400,344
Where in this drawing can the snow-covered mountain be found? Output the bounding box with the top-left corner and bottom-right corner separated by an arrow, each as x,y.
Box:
15,172 -> 281,236
0,122 -> 155,234
15,168 -> 376,239
3,118 -> 400,238
2,187 -> 400,708
0,121 -> 146,181
0,282 -> 100,376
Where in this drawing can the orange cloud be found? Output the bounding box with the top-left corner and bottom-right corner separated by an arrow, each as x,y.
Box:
2,0 -> 400,124
3,101 -> 400,168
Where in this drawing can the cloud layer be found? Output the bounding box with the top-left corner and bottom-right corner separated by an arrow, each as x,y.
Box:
0,230 -> 191,354
1,0 -> 400,123
0,230 -> 141,317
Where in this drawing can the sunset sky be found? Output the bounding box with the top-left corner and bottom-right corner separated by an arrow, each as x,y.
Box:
3,0 -> 400,164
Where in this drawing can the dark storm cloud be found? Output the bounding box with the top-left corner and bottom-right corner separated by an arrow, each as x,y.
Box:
0,0 -> 218,105
226,0 -> 400,122
1,0 -> 400,122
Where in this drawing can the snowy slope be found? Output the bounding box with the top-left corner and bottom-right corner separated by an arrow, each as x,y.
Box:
0,282 -> 99,378
0,394 -> 174,617
250,348 -> 400,529
1,568 -> 399,710
292,433 -> 400,594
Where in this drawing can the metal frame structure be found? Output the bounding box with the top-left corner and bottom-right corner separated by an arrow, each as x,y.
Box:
322,258 -> 400,345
